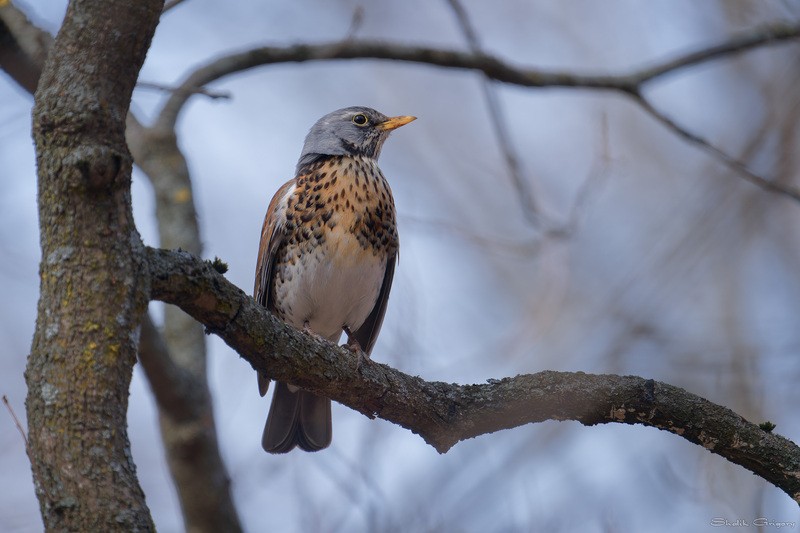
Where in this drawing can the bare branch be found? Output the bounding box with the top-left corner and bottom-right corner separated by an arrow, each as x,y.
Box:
130,72 -> 245,533
137,313 -> 242,532
638,23 -> 800,84
156,23 -> 800,128
146,247 -> 800,504
344,6 -> 365,40
138,314 -> 206,420
154,23 -> 800,204
2,395 -> 28,449
546,111 -> 613,239
632,91 -> 800,201
136,80 -> 231,100
154,40 -> 638,132
0,1 -> 52,92
445,0 -> 542,226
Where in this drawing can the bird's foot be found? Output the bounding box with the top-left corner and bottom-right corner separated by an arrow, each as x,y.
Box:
301,321 -> 327,342
343,329 -> 370,371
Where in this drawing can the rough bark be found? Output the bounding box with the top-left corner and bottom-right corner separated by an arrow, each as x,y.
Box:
27,1 -> 162,531
1,3 -> 243,529
147,247 -> 800,505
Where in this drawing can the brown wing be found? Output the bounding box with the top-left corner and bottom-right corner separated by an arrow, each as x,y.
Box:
348,251 -> 397,355
254,178 -> 295,396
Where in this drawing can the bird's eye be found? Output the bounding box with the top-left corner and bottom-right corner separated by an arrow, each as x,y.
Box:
352,114 -> 369,126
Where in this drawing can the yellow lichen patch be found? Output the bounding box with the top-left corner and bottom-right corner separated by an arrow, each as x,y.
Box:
60,280 -> 74,307
0,0 -> 9,8
173,187 -> 192,204
610,406 -> 626,421
82,341 -> 98,361
83,322 -> 100,332
698,430 -> 718,450
82,339 -> 97,353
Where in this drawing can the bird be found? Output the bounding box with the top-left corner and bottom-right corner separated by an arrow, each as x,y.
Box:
254,106 -> 415,453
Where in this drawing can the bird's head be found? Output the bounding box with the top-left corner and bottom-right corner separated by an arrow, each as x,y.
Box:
298,106 -> 416,168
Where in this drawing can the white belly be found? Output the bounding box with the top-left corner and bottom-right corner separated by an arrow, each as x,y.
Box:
275,232 -> 386,342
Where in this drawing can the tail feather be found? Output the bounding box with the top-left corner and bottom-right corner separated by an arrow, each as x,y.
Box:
262,381 -> 332,453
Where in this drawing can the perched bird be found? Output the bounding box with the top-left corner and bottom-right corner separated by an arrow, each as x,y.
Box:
254,106 -> 415,453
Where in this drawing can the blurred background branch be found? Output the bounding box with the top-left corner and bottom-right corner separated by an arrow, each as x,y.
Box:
445,0 -> 543,227
155,23 -> 800,208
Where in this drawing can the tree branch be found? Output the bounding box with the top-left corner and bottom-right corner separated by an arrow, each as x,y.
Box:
137,312 -> 242,533
154,40 -> 638,131
156,25 -> 800,122
138,313 -> 206,421
0,1 -> 52,92
637,23 -> 800,84
630,92 -> 800,200
154,23 -> 800,204
445,0 -> 543,226
129,103 -> 243,533
146,246 -> 800,505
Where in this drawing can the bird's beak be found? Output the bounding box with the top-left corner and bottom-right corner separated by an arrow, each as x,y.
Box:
377,115 -> 417,131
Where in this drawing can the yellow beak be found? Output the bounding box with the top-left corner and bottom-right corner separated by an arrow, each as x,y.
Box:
377,115 -> 417,131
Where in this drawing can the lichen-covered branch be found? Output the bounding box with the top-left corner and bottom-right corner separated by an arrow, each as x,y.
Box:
147,247 -> 800,505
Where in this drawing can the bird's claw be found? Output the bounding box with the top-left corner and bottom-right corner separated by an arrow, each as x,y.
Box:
343,333 -> 369,371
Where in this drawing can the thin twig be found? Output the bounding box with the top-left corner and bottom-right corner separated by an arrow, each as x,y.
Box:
344,6 -> 365,41
402,214 -> 542,257
2,394 -> 28,448
137,80 -> 231,100
445,0 -> 542,226
638,23 -> 800,84
632,90 -> 800,202
548,111 -> 613,239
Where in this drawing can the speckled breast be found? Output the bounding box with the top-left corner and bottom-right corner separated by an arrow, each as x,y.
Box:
271,155 -> 398,339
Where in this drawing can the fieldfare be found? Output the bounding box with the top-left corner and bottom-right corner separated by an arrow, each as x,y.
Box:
254,106 -> 415,453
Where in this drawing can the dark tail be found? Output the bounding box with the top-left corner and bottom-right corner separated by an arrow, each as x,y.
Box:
262,381 -> 332,453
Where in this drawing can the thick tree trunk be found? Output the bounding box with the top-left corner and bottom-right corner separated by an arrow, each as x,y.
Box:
26,1 -> 162,530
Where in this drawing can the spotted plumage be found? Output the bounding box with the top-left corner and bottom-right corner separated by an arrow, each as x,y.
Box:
254,107 -> 415,453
